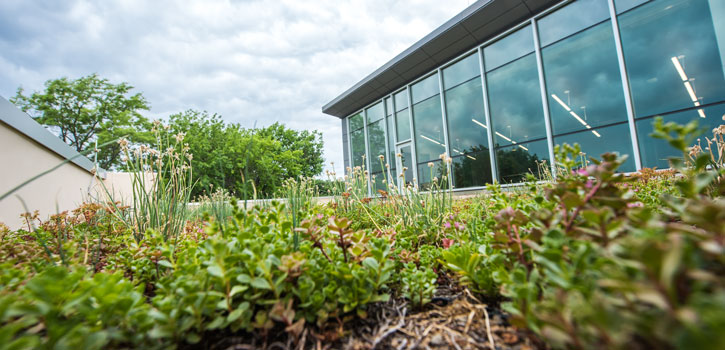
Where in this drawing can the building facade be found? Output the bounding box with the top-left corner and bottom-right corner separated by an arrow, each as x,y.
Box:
0,96 -> 142,229
323,0 -> 725,192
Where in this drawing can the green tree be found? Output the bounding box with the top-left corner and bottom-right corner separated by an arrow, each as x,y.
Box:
11,73 -> 151,169
168,111 -> 321,199
257,122 -> 324,178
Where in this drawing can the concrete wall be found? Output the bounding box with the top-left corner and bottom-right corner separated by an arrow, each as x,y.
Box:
0,121 -> 100,229
0,121 -> 147,229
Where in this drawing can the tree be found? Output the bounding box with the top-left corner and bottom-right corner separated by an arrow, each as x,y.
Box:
257,122 -> 324,178
11,74 -> 151,169
168,110 -> 322,199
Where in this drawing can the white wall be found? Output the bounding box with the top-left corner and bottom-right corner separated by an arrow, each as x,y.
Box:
0,121 -> 99,229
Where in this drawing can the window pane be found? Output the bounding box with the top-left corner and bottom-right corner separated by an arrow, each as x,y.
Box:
637,103 -> 725,169
400,145 -> 414,185
411,74 -> 440,104
496,139 -> 550,183
619,0 -> 725,119
394,90 -> 409,112
349,113 -> 363,131
543,21 -> 628,135
350,129 -> 366,168
484,25 -> 534,71
443,53 -> 481,89
537,0 -> 610,47
445,78 -> 490,154
615,0 -> 649,14
366,102 -> 385,123
412,96 -> 446,163
554,123 -> 636,172
452,150 -> 492,188
386,116 -> 397,171
417,160 -> 448,191
396,109 -> 411,142
371,172 -> 386,193
367,119 -> 386,173
385,97 -> 393,116
487,54 -> 547,145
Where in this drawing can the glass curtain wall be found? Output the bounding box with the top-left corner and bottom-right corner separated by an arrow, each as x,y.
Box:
394,90 -> 412,142
349,113 -> 365,170
443,53 -> 493,187
366,102 -> 387,191
411,73 -> 447,189
538,0 -> 636,173
384,97 -> 397,186
344,0 -> 725,191
484,25 -> 550,183
616,0 -> 725,169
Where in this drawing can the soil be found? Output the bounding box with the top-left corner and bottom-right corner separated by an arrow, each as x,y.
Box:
187,275 -> 546,350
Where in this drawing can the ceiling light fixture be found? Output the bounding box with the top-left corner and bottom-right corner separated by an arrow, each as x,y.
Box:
551,93 -> 601,137
672,56 -> 707,119
471,118 -> 487,129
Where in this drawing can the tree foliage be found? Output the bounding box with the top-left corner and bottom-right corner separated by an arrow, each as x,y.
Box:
11,74 -> 151,169
257,122 -> 324,178
168,110 -> 324,199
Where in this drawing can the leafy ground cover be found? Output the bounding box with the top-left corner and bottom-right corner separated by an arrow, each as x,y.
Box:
1,117 -> 724,350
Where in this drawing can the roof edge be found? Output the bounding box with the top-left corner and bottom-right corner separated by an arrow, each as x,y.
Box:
0,96 -> 105,178
322,0 -> 495,117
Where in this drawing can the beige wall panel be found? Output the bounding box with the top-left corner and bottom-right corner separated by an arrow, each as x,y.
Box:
0,124 -> 98,229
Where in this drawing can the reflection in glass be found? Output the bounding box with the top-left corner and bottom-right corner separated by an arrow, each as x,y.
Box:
367,119 -> 386,173
452,150 -> 492,188
411,74 -> 440,104
615,0 -> 649,14
443,54 -> 480,89
496,139 -> 550,183
618,0 -> 725,119
418,160 -> 449,191
394,90 -> 409,111
537,0 -> 610,47
445,78 -> 490,154
385,97 -> 393,116
554,123 -> 636,173
396,109 -> 411,142
349,113 -> 363,132
487,54 -> 546,144
399,145 -> 414,186
350,129 -> 366,168
386,116 -> 397,176
371,172 -> 386,192
543,21 -> 628,135
413,96 -> 446,163
637,103 -> 725,169
366,102 -> 384,123
484,25 -> 534,71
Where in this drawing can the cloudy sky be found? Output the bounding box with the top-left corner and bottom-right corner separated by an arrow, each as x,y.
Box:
0,0 -> 474,176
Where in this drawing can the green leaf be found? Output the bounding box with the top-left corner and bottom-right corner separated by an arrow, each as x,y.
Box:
251,277 -> 272,290
230,285 -> 247,297
207,316 -> 225,329
362,257 -> 379,271
236,274 -> 251,284
228,308 -> 244,322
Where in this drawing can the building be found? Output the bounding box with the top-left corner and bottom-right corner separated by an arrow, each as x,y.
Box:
0,96 -> 139,229
322,0 -> 725,192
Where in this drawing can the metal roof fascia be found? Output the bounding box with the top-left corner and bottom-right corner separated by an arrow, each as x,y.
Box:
0,96 -> 105,178
321,0 -> 496,117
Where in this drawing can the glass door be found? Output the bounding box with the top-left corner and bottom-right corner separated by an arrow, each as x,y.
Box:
395,143 -> 415,189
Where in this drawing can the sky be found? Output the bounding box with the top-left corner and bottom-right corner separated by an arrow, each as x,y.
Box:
0,0 -> 474,177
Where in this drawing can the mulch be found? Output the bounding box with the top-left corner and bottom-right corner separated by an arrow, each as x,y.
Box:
193,276 -> 546,350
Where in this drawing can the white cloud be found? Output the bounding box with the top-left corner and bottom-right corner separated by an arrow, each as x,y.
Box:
0,0 -> 473,176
